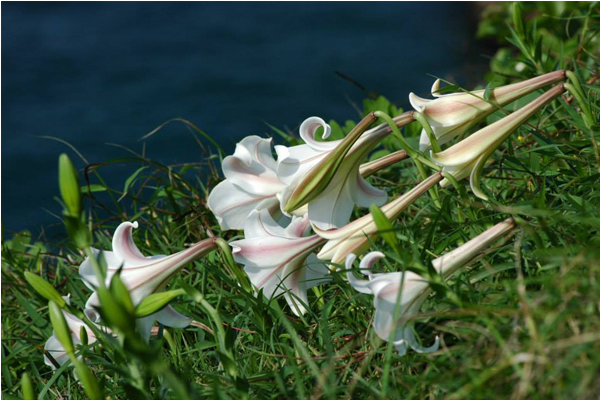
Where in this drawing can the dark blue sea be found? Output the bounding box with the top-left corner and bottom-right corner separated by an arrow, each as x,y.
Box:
2,2 -> 490,236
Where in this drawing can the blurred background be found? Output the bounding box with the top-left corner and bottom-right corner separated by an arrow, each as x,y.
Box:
2,2 -> 492,235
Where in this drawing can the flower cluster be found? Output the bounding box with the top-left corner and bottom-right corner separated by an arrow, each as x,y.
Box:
42,70 -> 567,373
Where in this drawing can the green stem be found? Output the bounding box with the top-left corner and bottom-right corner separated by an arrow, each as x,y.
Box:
414,112 -> 442,153
374,111 -> 441,208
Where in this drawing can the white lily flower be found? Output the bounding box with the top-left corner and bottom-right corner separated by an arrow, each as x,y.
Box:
410,70 -> 566,150
346,217 -> 515,355
346,252 -> 437,356
277,113 -> 414,230
431,84 -> 565,199
80,221 -> 217,340
44,297 -> 102,369
208,135 -> 287,230
230,208 -> 329,316
315,173 -> 443,264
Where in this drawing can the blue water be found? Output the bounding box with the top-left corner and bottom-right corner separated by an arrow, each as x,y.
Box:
2,2 -> 488,234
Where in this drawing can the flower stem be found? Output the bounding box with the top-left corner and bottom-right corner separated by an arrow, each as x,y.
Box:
414,111 -> 442,153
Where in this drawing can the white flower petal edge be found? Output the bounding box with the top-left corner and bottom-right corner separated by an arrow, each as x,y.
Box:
79,221 -> 216,336
410,70 -> 566,150
208,135 -> 286,230
230,208 -> 329,316
346,253 -> 438,356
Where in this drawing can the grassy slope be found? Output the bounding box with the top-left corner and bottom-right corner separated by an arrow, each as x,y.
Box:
2,3 -> 599,399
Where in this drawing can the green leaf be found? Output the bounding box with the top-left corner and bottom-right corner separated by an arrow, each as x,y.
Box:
135,289 -> 186,318
23,272 -> 66,308
119,166 -> 148,201
369,204 -> 401,254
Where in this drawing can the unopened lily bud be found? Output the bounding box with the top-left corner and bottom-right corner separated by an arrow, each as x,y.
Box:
58,153 -> 82,217
410,70 -> 566,151
48,300 -> 75,356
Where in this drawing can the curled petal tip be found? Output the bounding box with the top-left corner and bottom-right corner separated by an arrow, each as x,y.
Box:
431,79 -> 442,97
408,92 -> 428,112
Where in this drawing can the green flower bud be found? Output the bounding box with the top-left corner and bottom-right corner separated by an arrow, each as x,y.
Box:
48,300 -> 74,356
21,372 -> 35,400
58,153 -> 82,217
135,288 -> 186,318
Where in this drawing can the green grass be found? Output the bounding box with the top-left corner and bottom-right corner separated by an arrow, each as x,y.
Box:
2,2 -> 600,399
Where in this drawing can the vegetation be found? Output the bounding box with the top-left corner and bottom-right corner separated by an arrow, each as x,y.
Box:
2,2 -> 599,399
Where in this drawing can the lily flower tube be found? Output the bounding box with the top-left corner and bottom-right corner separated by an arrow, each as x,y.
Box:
410,70 -> 566,150
431,83 -> 566,199
346,217 -> 515,355
315,172 -> 443,264
80,221 -> 217,340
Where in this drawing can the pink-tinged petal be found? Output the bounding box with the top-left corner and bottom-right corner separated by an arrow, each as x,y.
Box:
208,180 -> 279,231
351,174 -> 388,208
44,335 -> 71,368
284,214 -> 312,238
243,209 -> 289,239
222,136 -> 284,196
409,92 -> 430,113
79,248 -> 122,290
359,251 -> 385,274
303,254 -> 331,288
403,327 -> 440,354
307,171 -> 356,230
155,305 -> 192,328
346,253 -> 373,295
112,221 -> 148,266
299,117 -> 339,151
232,208 -> 327,315
275,144 -> 330,186
430,78 -> 443,98
281,259 -> 310,316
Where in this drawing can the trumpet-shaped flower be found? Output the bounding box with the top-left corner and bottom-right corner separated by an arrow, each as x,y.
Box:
346,217 -> 515,355
208,135 -> 287,230
410,70 -> 566,150
431,84 -> 565,199
230,208 -> 329,315
80,221 -> 217,340
44,297 -> 103,369
315,173 -> 443,264
277,113 -> 414,230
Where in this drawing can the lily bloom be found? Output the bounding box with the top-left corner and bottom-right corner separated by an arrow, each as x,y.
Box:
277,112 -> 414,230
230,209 -> 329,315
315,173 -> 443,264
208,135 -> 287,230
346,217 -> 515,355
410,70 -> 566,150
44,297 -> 102,369
431,84 -> 565,198
80,221 -> 217,340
